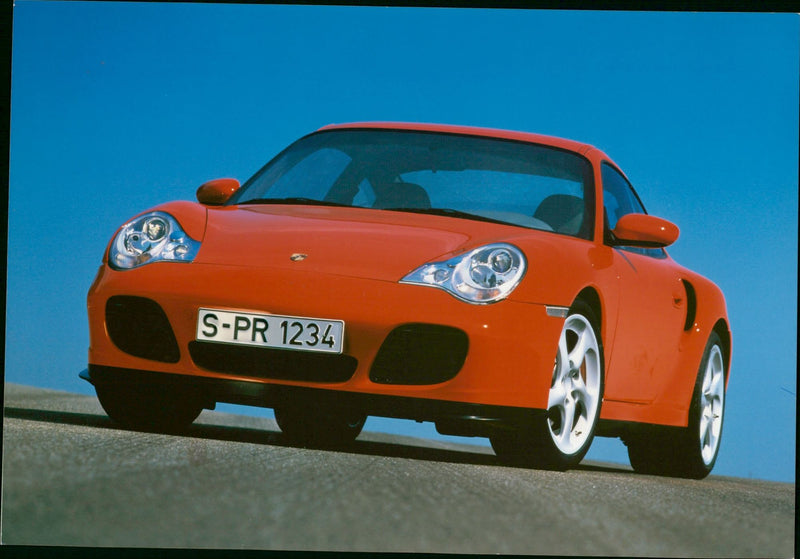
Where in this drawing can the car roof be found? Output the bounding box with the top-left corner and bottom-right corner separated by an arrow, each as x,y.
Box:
317,121 -> 597,156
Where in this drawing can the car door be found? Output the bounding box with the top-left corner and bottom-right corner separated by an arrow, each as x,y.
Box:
600,163 -> 687,403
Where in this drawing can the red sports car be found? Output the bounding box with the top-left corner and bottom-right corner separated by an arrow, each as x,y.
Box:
81,122 -> 731,478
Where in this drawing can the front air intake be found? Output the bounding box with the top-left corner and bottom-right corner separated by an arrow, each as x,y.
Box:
105,296 -> 180,363
369,323 -> 468,385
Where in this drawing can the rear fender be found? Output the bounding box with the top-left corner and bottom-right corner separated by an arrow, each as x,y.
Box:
649,274 -> 730,425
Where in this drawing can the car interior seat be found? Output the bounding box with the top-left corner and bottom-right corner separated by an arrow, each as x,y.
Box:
533,194 -> 584,234
373,182 -> 431,210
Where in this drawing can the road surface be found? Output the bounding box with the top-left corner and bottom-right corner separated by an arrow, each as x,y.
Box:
2,383 -> 795,556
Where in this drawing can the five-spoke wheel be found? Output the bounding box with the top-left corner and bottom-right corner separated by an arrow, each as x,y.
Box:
547,310 -> 603,457
698,342 -> 725,466
491,301 -> 603,470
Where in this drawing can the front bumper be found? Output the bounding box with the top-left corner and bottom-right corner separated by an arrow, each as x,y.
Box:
81,365 -> 546,436
87,262 -> 566,414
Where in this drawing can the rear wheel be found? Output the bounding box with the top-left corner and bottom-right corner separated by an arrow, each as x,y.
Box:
95,382 -> 203,432
626,331 -> 726,479
274,404 -> 366,447
492,301 -> 603,470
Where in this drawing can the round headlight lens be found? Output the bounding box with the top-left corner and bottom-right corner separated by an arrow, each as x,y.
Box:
109,211 -> 200,270
490,249 -> 513,273
401,243 -> 526,304
469,264 -> 497,288
144,216 -> 168,241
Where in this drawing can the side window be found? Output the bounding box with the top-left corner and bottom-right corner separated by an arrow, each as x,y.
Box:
601,162 -> 665,258
601,163 -> 645,230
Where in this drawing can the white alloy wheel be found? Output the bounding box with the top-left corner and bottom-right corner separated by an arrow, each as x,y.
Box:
547,313 -> 602,456
699,344 -> 725,465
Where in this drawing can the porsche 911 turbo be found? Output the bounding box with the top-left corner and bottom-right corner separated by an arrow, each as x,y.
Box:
81,122 -> 731,478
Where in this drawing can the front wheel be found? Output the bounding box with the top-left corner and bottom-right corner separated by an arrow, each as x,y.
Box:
626,332 -> 726,479
95,382 -> 203,432
274,404 -> 366,447
492,301 -> 604,470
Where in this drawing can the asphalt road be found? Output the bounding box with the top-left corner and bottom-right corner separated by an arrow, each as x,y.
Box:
2,383 -> 795,556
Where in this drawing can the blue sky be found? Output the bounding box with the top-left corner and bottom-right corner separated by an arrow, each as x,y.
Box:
7,3 -> 798,482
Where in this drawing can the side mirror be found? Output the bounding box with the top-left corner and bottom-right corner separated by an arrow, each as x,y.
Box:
196,178 -> 240,206
611,213 -> 679,248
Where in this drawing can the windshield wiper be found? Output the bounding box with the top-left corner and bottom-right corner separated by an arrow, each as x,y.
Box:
381,207 -> 513,227
240,197 -> 353,208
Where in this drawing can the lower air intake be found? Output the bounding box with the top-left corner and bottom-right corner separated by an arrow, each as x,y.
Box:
189,342 -> 358,383
105,296 -> 180,363
369,323 -> 468,385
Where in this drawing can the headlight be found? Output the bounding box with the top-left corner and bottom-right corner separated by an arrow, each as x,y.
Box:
401,243 -> 526,304
109,211 -> 201,270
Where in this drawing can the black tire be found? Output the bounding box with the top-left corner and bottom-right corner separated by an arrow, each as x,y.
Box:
626,331 -> 726,479
274,404 -> 366,447
492,301 -> 604,470
95,381 -> 203,433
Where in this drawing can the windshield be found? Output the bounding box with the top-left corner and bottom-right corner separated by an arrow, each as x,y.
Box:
230,129 -> 594,238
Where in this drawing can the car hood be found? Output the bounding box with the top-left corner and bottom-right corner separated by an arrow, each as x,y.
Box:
194,204 -> 523,281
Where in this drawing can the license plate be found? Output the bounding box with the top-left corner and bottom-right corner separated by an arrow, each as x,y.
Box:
196,308 -> 344,354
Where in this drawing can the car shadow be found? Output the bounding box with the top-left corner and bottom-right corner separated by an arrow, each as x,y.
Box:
3,405 -> 633,474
